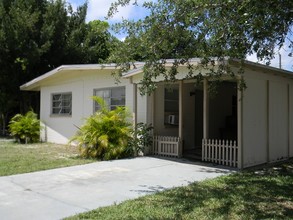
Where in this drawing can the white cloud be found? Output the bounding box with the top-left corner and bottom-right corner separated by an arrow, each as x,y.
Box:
86,0 -> 149,22
67,0 -> 152,22
67,0 -> 151,40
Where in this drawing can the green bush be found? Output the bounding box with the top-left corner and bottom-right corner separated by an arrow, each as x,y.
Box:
71,96 -> 134,160
8,111 -> 41,144
129,123 -> 153,155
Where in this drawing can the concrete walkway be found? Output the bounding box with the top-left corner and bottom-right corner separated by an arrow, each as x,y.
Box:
0,157 -> 235,220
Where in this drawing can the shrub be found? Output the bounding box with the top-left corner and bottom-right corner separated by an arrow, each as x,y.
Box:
71,96 -> 133,160
129,123 -> 153,155
8,111 -> 41,144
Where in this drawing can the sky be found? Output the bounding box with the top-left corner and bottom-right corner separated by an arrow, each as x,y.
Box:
68,0 -> 292,71
68,0 -> 149,23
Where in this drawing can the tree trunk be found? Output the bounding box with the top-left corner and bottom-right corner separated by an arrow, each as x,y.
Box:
1,113 -> 6,136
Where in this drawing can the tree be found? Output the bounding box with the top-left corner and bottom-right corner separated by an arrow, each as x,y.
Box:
79,20 -> 119,64
0,0 -> 48,134
0,0 -> 117,134
107,0 -> 293,95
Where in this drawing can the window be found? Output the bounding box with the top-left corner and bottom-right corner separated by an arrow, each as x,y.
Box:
94,87 -> 125,111
51,92 -> 72,116
164,85 -> 179,125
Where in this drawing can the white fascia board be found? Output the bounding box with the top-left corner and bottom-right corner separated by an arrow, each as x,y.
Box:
122,66 -> 144,78
123,57 -> 293,78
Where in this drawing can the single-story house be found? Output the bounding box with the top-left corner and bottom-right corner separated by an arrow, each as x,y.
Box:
20,59 -> 293,169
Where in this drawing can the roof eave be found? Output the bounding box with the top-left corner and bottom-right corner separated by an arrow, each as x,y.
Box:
19,64 -> 120,91
229,59 -> 293,77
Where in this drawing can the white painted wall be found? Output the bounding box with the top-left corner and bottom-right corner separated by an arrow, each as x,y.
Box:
40,70 -> 135,144
242,77 -> 267,167
242,69 -> 292,168
41,80 -> 84,144
268,81 -> 288,162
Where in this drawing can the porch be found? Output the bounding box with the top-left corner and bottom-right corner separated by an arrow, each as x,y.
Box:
149,80 -> 242,168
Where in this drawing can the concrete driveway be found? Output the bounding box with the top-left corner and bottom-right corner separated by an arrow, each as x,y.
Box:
0,157 -> 235,220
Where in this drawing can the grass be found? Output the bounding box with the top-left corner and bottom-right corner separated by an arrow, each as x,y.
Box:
66,159 -> 293,220
0,138 -> 95,176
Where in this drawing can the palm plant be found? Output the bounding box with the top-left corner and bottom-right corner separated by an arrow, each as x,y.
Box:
71,96 -> 133,160
9,111 -> 41,144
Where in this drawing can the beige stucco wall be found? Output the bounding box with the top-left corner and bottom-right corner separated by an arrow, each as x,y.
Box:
242,69 -> 292,168
268,81 -> 288,162
242,76 -> 268,167
40,70 -> 137,144
152,82 -> 197,150
153,84 -> 179,136
182,83 -> 196,150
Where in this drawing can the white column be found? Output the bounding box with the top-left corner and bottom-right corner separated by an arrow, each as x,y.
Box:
203,79 -> 209,139
133,82 -> 137,131
151,91 -> 155,134
179,81 -> 183,157
237,83 -> 243,169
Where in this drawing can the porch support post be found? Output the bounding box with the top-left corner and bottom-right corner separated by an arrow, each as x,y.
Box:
237,83 -> 243,169
179,80 -> 183,157
203,79 -> 209,139
151,90 -> 156,155
133,82 -> 137,130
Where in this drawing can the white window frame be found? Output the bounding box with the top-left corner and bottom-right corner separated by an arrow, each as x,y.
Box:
93,86 -> 125,112
51,92 -> 72,116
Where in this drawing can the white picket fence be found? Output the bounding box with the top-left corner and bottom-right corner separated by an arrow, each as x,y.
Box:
202,139 -> 238,167
152,136 -> 180,157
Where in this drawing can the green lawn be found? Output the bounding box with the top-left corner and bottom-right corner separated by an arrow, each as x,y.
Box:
67,159 -> 293,220
0,138 -> 95,176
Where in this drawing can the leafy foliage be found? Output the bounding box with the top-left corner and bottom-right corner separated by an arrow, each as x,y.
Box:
71,97 -> 133,160
0,0 -> 117,132
129,122 -> 153,155
107,0 -> 293,95
8,111 -> 41,144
